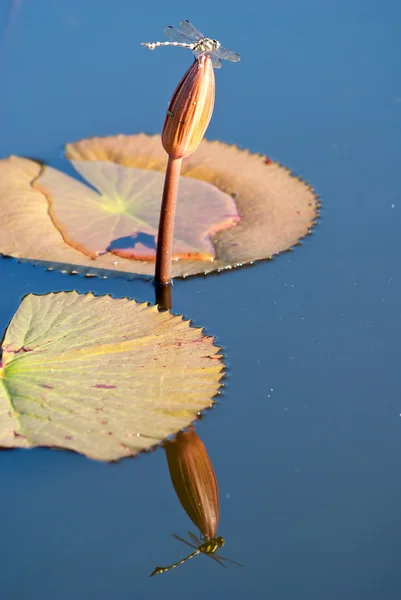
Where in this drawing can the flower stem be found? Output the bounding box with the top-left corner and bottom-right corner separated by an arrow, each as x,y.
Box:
155,156 -> 182,284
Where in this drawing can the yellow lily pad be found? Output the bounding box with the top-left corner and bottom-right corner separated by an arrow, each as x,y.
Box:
0,291 -> 223,461
0,135 -> 318,279
34,159 -> 239,261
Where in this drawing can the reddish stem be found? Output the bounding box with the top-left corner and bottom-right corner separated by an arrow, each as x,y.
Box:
155,156 -> 182,285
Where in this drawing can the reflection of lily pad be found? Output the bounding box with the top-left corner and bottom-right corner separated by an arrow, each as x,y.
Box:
0,135 -> 318,279
0,292 -> 223,461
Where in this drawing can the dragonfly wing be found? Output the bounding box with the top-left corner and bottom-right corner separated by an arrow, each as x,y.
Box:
208,554 -> 228,568
193,48 -> 222,68
180,20 -> 204,40
172,534 -> 197,550
214,46 -> 241,62
214,553 -> 244,567
211,55 -> 222,68
164,25 -> 194,44
188,531 -> 202,546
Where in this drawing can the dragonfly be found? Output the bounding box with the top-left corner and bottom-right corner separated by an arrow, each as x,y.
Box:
150,531 -> 244,576
141,20 -> 240,69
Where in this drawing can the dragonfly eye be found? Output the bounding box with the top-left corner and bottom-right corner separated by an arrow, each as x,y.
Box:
216,536 -> 225,547
212,39 -> 221,49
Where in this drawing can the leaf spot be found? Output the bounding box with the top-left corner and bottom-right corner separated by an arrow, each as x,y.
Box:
91,384 -> 116,389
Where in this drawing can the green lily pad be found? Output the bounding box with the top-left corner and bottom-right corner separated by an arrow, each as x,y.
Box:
0,292 -> 224,461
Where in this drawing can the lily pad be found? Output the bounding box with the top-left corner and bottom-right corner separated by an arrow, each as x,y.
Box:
0,135 -> 319,279
35,160 -> 239,261
0,291 -> 223,461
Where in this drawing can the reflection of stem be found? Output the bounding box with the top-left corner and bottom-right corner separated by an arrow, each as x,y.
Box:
155,156 -> 182,285
154,281 -> 172,311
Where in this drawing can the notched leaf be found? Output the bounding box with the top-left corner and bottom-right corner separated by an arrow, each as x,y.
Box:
0,134 -> 319,279
34,160 -> 239,261
0,292 -> 224,461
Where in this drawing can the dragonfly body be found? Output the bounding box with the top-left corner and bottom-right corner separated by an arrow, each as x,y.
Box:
151,536 -> 224,576
144,37 -> 220,55
142,20 -> 240,69
150,532 -> 243,576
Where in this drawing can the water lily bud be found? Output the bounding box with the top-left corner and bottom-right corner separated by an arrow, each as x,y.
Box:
162,55 -> 215,159
165,428 -> 219,540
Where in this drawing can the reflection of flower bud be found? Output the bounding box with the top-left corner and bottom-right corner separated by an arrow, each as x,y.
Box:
165,428 -> 219,540
162,55 -> 215,160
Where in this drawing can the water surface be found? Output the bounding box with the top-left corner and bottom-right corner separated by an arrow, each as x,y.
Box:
1,1 -> 401,598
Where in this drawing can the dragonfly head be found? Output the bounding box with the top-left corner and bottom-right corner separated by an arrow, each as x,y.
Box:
216,536 -> 225,548
212,39 -> 221,50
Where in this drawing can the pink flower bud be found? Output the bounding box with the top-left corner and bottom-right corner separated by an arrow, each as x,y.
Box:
162,55 -> 215,159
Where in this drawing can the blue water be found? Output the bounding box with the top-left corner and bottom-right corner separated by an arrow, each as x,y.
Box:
1,1 -> 401,598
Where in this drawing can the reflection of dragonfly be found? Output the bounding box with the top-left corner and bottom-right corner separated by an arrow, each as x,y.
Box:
141,20 -> 240,69
150,531 -> 244,576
